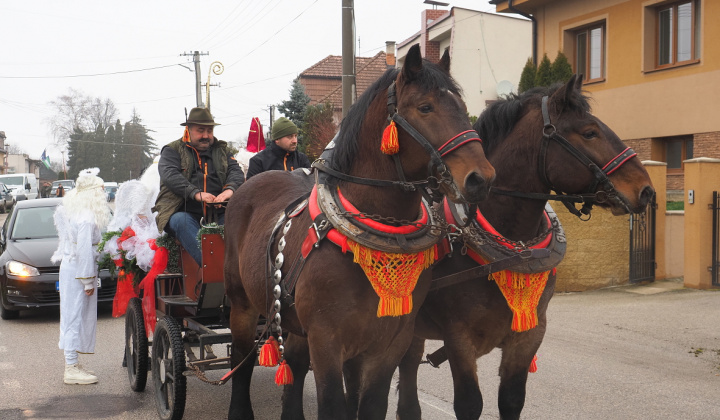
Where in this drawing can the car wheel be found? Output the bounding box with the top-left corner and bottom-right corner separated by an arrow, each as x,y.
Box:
1,303 -> 19,320
0,202 -> 5,214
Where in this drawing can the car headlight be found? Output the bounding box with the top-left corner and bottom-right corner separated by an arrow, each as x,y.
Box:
7,261 -> 40,277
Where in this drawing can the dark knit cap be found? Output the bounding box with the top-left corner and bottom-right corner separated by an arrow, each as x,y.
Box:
271,117 -> 298,141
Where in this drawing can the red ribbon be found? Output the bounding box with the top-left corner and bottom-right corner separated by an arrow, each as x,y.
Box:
139,239 -> 168,337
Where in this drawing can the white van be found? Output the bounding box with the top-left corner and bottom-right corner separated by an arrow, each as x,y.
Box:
0,173 -> 39,200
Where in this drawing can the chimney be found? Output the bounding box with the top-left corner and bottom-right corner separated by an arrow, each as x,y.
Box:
385,41 -> 396,68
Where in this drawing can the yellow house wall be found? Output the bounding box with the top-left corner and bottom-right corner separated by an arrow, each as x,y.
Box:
495,0 -> 720,141
682,158 -> 720,289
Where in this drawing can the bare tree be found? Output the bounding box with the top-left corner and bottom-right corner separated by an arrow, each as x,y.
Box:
46,88 -> 118,147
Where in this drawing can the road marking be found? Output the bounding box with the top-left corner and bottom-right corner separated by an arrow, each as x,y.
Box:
3,379 -> 22,389
0,362 -> 13,370
0,346 -> 6,352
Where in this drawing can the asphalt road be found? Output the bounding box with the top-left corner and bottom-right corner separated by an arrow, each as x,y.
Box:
0,205 -> 719,419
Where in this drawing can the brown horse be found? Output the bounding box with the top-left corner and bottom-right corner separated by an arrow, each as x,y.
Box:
396,75 -> 654,420
223,44 -> 495,420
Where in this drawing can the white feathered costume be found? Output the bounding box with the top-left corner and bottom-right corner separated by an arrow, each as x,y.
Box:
52,168 -> 111,358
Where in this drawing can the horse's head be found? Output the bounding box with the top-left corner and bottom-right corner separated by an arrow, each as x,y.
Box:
535,75 -> 654,215
389,44 -> 495,204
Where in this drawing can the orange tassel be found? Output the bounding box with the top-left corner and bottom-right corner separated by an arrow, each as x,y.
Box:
182,126 -> 190,143
381,121 -> 399,154
259,337 -> 280,367
528,354 -> 538,373
275,360 -> 294,385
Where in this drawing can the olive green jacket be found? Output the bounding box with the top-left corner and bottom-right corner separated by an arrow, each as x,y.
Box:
154,138 -> 235,233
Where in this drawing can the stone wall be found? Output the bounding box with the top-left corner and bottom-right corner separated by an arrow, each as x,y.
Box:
554,207 -> 630,292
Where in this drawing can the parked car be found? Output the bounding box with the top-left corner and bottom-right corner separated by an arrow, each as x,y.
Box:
0,183 -> 16,213
0,198 -> 117,320
50,180 -> 75,197
104,185 -> 118,202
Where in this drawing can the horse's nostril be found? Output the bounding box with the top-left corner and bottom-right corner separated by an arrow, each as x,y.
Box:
464,171 -> 492,203
639,186 -> 655,206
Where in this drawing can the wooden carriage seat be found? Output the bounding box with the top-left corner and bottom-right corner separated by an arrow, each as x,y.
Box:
179,233 -> 225,310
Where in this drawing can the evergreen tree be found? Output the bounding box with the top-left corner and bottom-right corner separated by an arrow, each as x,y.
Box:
303,102 -> 337,160
518,58 -> 536,93
534,54 -> 553,87
117,110 -> 156,181
66,128 -> 92,179
277,78 -> 310,132
551,52 -> 574,84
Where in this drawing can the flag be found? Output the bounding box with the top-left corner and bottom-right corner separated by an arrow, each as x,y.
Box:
41,149 -> 51,169
246,117 -> 265,153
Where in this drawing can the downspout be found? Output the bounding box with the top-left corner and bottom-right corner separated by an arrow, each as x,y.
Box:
508,0 -> 537,66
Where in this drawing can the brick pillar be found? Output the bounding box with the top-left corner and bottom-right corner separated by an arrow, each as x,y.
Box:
683,158 -> 720,289
420,9 -> 446,62
642,161 -> 667,279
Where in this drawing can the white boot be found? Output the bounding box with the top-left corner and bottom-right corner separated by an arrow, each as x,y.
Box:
64,363 -> 98,385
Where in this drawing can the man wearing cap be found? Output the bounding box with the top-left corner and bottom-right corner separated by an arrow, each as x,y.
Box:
154,107 -> 245,266
245,117 -> 311,179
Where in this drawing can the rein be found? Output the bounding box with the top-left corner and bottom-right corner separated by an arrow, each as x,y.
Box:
491,95 -> 636,220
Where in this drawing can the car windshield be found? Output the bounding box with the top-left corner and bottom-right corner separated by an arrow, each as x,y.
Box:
53,181 -> 74,188
11,207 -> 58,239
0,176 -> 24,185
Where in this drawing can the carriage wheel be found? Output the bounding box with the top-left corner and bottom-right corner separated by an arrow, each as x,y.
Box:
125,297 -> 148,392
152,316 -> 187,420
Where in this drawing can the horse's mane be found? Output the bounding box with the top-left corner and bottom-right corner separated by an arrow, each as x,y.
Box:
474,81 -> 591,156
330,61 -> 463,175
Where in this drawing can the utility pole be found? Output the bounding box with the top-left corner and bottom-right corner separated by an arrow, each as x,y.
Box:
181,51 -> 209,107
268,105 -> 275,134
341,0 -> 356,118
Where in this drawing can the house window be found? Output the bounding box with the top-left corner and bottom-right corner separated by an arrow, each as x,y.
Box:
656,1 -> 699,69
665,136 -> 693,173
575,23 -> 605,83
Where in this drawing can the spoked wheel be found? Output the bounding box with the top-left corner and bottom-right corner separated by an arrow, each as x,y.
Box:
152,316 -> 187,420
125,297 -> 148,392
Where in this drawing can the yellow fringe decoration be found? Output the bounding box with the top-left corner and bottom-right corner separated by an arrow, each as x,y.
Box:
488,268 -> 550,332
381,121 -> 399,154
182,126 -> 190,143
347,240 -> 437,317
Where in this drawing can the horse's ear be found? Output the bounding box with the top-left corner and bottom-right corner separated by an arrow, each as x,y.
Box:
403,44 -> 423,81
439,48 -> 451,73
563,74 -> 578,104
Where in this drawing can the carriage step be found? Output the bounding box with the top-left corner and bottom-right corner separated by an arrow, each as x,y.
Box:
157,272 -> 183,279
158,295 -> 198,306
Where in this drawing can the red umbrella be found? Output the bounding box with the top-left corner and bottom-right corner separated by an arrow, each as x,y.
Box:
247,117 -> 265,153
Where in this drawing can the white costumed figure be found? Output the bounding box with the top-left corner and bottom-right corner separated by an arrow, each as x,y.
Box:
105,179 -> 160,273
51,168 -> 111,385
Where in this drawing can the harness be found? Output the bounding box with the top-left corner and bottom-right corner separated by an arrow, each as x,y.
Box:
490,95 -> 637,220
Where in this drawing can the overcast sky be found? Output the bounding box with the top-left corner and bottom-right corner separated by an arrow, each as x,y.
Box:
1,0 -> 497,165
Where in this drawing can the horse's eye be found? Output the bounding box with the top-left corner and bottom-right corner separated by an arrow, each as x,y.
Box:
582,130 -> 597,140
418,104 -> 433,114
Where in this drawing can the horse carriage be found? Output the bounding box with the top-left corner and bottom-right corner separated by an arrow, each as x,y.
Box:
119,205 -> 246,420
113,43 -> 653,420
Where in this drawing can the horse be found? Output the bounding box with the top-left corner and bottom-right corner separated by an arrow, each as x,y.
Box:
395,75 -> 655,420
223,44 -> 496,420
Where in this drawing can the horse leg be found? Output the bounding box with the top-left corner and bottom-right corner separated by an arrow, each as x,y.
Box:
395,336 -> 425,420
308,339 -> 349,420
343,358 -> 362,420
227,295 -> 260,420
281,333 -> 311,420
355,355 -> 401,420
446,343 -> 483,420
496,331 -> 544,420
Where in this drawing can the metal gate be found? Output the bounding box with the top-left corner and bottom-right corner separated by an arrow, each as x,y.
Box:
710,192 -> 720,286
629,195 -> 656,283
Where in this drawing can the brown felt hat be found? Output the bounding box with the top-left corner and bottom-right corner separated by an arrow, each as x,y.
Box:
181,107 -> 220,126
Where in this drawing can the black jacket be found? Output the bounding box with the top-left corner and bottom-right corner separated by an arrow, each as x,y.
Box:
246,142 -> 311,179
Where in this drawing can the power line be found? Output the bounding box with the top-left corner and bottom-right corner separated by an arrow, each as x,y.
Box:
0,63 -> 185,79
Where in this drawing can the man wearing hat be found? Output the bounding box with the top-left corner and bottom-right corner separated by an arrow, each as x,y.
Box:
245,117 -> 311,179
154,107 -> 245,266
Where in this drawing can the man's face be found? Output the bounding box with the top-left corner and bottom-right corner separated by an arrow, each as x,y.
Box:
275,133 -> 298,152
188,124 -> 215,151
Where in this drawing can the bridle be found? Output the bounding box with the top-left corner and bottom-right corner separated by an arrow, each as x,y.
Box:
491,95 -> 636,220
313,80 -> 483,204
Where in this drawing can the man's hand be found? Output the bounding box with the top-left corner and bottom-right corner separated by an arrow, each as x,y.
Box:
214,189 -> 233,203
195,192 -> 217,203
